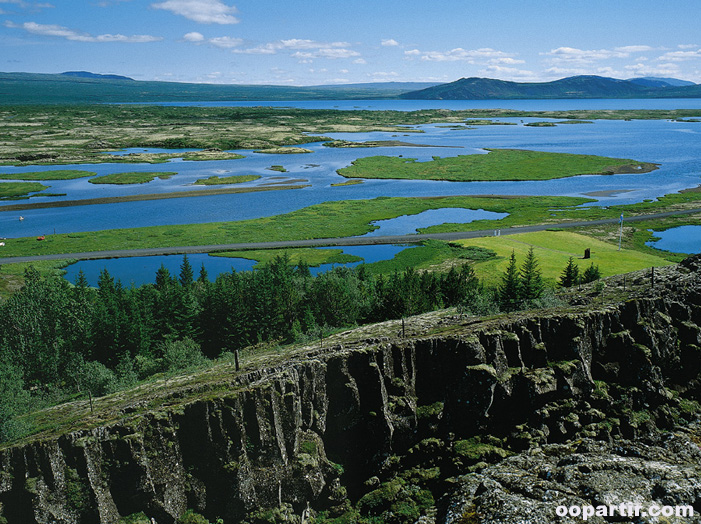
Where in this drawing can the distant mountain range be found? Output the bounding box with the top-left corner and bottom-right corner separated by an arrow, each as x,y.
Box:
399,75 -> 700,100
0,72 -> 698,104
0,72 -> 439,104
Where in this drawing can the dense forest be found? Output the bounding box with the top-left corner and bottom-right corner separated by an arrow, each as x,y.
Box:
0,250 -> 594,442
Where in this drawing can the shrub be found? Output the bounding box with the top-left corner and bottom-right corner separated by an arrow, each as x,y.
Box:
160,338 -> 207,373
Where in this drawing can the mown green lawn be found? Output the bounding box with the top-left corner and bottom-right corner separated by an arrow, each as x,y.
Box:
454,231 -> 673,286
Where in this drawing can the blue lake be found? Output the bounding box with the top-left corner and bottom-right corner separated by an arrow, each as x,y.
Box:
646,226 -> 701,254
134,99 -> 701,111
1,100 -> 701,242
63,244 -> 415,287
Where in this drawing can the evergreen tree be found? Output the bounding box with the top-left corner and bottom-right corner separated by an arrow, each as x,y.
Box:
559,257 -> 580,288
75,269 -> 89,289
498,251 -> 521,311
179,255 -> 194,288
197,263 -> 209,284
519,247 -> 544,301
582,263 -> 601,283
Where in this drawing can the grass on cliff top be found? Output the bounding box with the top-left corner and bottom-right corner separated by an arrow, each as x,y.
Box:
0,169 -> 95,181
454,230 -> 673,286
193,174 -> 261,185
337,149 -> 656,182
88,171 -> 176,185
0,181 -> 48,199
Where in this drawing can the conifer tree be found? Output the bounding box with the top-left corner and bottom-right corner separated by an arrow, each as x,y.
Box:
197,264 -> 209,284
179,254 -> 194,287
520,247 -> 544,301
559,257 -> 580,288
498,250 -> 521,311
582,263 -> 601,283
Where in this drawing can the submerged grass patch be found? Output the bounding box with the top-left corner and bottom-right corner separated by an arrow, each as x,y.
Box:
88,172 -> 176,185
0,170 -> 95,181
211,247 -> 361,267
193,174 -> 261,185
338,148 -> 657,182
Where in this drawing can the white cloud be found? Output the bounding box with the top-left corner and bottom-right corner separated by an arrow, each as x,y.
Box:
151,0 -> 238,24
614,45 -> 654,53
488,57 -> 525,65
479,65 -> 539,82
208,35 -> 242,48
543,46 -> 629,64
381,38 -> 399,47
183,31 -> 204,42
233,39 -> 360,61
368,71 -> 399,80
624,62 -> 681,76
405,47 -> 515,63
658,49 -> 701,61
678,44 -> 698,49
0,0 -> 53,11
353,58 -> 366,64
5,21 -> 161,42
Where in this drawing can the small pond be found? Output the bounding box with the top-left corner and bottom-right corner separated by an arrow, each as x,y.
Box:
646,225 -> 701,254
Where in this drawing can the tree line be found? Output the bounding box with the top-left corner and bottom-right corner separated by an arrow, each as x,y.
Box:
0,250 -> 597,441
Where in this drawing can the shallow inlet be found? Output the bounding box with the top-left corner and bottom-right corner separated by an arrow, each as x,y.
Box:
646,225 -> 701,254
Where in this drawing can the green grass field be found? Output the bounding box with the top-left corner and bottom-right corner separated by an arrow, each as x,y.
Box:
88,172 -> 176,185
194,175 -> 261,185
338,148 -> 656,182
453,231 -> 673,286
0,170 -> 96,181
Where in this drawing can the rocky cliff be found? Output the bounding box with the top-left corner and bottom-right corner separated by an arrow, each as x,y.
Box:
1,256 -> 701,524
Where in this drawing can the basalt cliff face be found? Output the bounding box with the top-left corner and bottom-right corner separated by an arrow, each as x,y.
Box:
2,257 -> 701,524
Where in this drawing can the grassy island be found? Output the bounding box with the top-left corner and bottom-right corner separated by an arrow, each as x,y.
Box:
337,148 -> 657,182
0,181 -> 48,199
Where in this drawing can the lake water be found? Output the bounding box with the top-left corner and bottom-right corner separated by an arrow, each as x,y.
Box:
134,98 -> 701,111
63,244 -> 416,286
646,226 -> 701,254
2,99 -> 701,253
359,208 -> 508,237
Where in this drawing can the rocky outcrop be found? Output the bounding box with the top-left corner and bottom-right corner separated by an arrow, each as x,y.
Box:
1,256 -> 701,523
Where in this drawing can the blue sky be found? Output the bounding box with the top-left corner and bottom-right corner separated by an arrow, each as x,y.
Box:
1,0 -> 700,85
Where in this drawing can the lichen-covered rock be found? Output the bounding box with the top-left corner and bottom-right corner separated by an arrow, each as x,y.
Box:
444,430 -> 701,524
